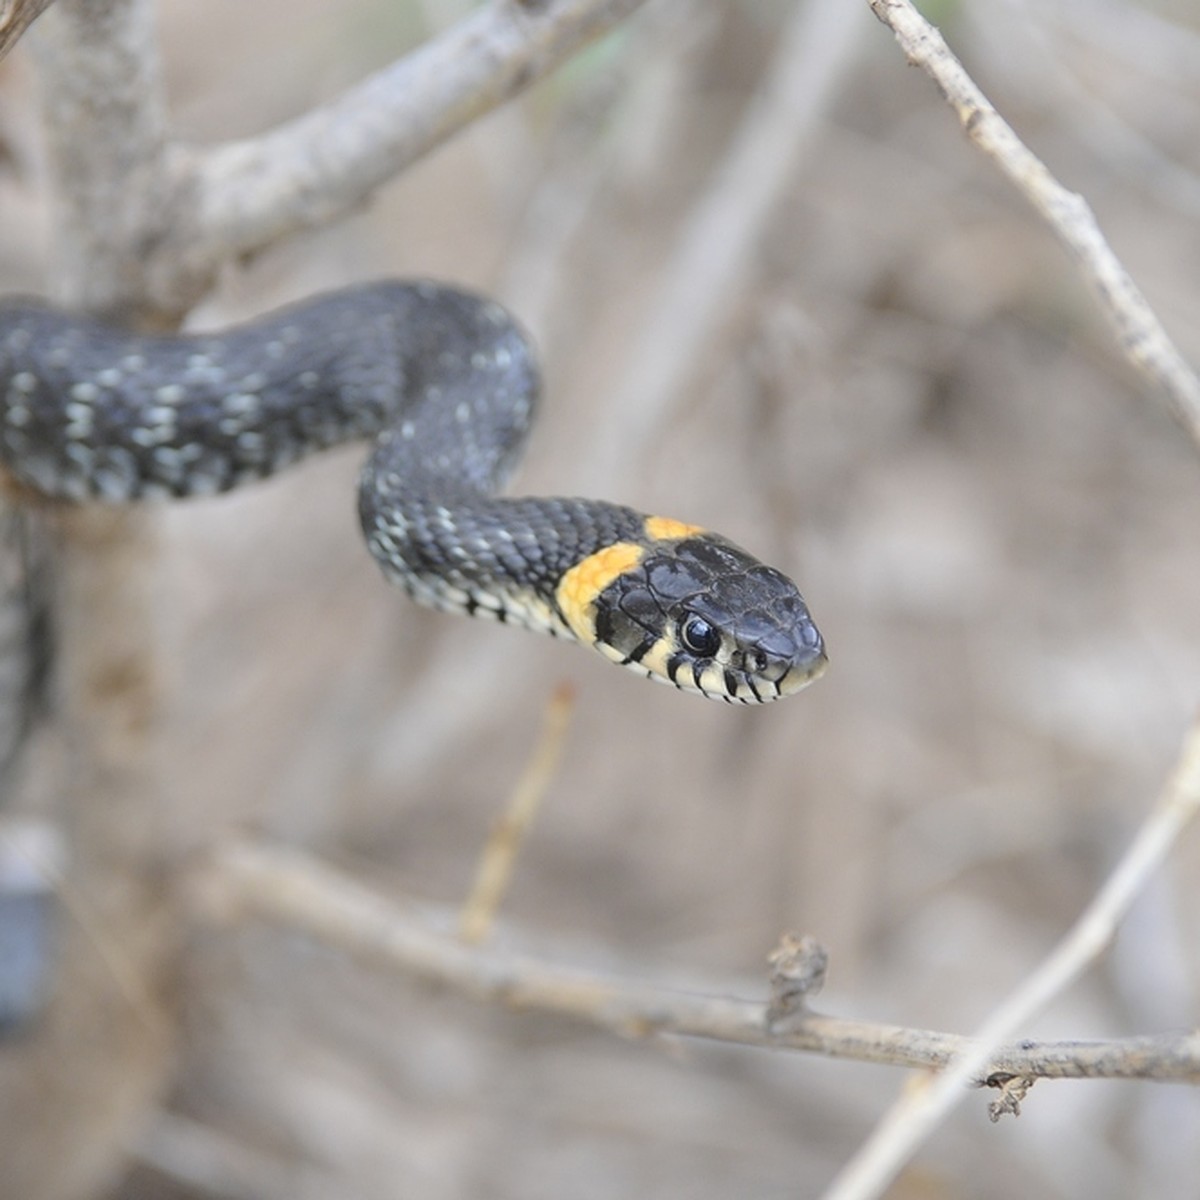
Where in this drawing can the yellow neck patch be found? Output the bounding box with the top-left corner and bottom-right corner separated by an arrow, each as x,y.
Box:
555,540 -> 644,645
643,515 -> 705,542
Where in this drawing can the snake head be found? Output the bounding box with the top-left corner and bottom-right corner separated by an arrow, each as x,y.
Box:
560,530 -> 826,703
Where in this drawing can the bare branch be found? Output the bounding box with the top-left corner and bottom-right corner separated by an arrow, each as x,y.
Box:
195,840 -> 1200,1085
150,0 -> 652,313
459,684 -> 575,944
29,0 -> 170,312
0,4 -> 176,1197
867,0 -> 1200,451
823,708 -> 1200,1200
0,0 -> 54,61
579,0 -> 870,491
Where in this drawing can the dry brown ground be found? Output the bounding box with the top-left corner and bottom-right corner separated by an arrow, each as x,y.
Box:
3,1 -> 1200,1196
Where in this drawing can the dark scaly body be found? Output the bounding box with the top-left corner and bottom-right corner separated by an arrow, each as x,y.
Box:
0,281 -> 826,702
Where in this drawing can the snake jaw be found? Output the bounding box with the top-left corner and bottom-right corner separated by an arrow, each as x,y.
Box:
767,639 -> 829,699
690,619 -> 827,704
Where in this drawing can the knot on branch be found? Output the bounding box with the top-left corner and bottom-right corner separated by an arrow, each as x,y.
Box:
766,931 -> 827,1027
984,1072 -> 1035,1121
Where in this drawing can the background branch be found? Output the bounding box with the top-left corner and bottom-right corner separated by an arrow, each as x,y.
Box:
0,4 -> 178,1198
0,0 -> 53,62
195,839 -> 1200,1085
147,0 -> 653,317
30,0 -> 169,311
826,706 -> 1200,1199
579,0 -> 868,490
2,2 -> 1198,1196
868,0 -> 1200,450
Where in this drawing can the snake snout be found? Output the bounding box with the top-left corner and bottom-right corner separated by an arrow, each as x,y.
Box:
769,624 -> 828,697
731,607 -> 826,700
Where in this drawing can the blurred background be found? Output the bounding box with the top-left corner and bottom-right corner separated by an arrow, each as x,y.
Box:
3,0 -> 1200,1195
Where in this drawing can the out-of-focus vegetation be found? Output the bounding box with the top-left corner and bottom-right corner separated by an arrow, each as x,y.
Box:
2,1 -> 1199,1196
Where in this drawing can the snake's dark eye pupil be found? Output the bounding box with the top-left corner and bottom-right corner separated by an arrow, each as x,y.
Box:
680,614 -> 719,657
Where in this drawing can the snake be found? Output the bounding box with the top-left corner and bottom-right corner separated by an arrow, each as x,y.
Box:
0,281 -> 826,704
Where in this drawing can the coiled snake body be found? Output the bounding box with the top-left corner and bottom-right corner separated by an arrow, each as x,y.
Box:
0,282 -> 825,703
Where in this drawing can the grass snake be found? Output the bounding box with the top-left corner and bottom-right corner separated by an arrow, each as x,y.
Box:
0,281 -> 826,704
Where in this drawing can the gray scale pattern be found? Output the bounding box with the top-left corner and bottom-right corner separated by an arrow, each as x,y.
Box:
0,282 -> 646,632
0,279 -> 825,689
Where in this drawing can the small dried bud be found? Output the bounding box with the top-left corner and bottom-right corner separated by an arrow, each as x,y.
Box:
766,932 -> 828,1025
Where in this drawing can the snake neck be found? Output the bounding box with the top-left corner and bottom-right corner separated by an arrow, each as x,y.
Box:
358,422 -> 649,638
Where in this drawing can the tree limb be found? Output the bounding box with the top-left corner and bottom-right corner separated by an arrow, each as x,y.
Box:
194,839 -> 1200,1085
579,0 -> 869,491
867,0 -> 1200,451
147,0 -> 652,316
0,3 -> 179,1197
0,0 -> 54,62
30,0 -> 170,313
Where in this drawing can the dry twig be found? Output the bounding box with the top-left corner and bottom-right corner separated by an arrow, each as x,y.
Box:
867,0 -> 1200,450
582,0 -> 870,491
146,0 -> 654,317
195,840 -> 1200,1084
459,685 -> 575,944
823,695 -> 1200,1190
0,0 -> 53,61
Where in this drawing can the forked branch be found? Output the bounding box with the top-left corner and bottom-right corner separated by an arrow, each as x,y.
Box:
151,0 -> 653,313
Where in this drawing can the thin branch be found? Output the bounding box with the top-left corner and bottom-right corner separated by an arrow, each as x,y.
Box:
822,709 -> 1200,1200
193,840 -> 1200,1084
580,0 -> 871,492
0,0 -> 54,61
867,0 -> 1200,451
981,0 -> 1200,223
149,0 -> 653,315
459,684 -> 575,944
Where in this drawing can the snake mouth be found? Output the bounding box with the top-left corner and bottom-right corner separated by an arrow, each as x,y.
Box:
719,609 -> 827,703
772,646 -> 829,699
614,637 -> 827,703
658,634 -> 827,704
718,646 -> 826,704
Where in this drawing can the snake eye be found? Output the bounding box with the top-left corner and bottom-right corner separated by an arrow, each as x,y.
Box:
680,613 -> 720,658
